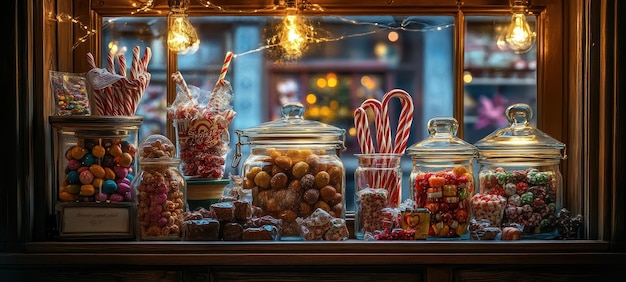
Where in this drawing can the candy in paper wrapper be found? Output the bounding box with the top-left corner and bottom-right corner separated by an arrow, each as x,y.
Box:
86,46 -> 151,116
357,188 -> 389,234
50,71 -> 90,116
168,73 -> 236,179
242,225 -> 281,240
469,219 -> 501,240
297,208 -> 333,240
400,208 -> 430,240
323,218 -> 349,241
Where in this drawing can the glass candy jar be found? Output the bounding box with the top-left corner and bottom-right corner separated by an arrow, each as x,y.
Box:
406,117 -> 478,239
233,102 -> 346,240
132,134 -> 188,240
473,103 -> 566,239
354,153 -> 403,239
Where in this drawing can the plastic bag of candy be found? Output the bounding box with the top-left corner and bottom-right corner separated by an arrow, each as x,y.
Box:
49,70 -> 90,116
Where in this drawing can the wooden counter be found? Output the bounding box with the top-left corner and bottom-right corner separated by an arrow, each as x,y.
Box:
1,240 -> 624,281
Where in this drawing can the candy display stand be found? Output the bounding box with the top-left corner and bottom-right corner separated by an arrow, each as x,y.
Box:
186,178 -> 230,211
49,115 -> 142,240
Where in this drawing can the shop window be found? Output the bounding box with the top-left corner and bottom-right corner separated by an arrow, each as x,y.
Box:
99,14 -> 541,213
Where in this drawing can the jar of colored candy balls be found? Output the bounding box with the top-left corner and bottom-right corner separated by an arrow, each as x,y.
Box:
132,134 -> 187,240
473,103 -> 566,239
50,116 -> 142,203
233,102 -> 346,240
406,117 -> 478,239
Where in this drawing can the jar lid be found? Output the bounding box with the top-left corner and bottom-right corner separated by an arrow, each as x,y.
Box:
137,134 -> 180,165
235,102 -> 346,148
474,103 -> 566,159
406,117 -> 477,157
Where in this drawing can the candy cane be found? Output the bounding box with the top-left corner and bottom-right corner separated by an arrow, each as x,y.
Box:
381,89 -> 414,154
360,98 -> 390,153
107,51 -> 115,74
86,53 -> 97,69
117,54 -> 126,77
172,71 -> 192,100
131,46 -> 140,81
216,51 -> 233,87
353,107 -> 375,155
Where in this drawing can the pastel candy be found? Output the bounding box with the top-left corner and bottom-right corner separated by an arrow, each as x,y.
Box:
109,193 -> 124,202
89,164 -> 106,178
97,192 -> 108,202
79,184 -> 95,196
123,191 -> 132,201
65,184 -> 81,194
79,170 -> 94,184
66,170 -> 80,184
92,178 -> 104,189
117,177 -> 131,185
81,153 -> 95,166
118,152 -> 133,168
70,146 -> 87,160
114,166 -> 128,179
67,159 -> 81,170
117,182 -> 131,194
91,145 -> 106,158
59,191 -> 78,202
108,145 -> 123,157
102,179 -> 118,194
104,167 -> 116,180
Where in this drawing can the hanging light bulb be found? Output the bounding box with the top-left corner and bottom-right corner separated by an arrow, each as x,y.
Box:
502,0 -> 536,53
270,0 -> 316,60
167,0 -> 200,54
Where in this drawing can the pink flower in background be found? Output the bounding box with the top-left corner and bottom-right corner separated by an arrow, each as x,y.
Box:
475,94 -> 508,130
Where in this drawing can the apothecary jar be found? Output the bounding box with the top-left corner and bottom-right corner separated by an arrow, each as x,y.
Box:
406,117 -> 477,239
233,102 -> 347,240
473,103 -> 566,239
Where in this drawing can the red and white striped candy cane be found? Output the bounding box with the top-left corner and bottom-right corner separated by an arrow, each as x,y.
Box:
86,53 -> 97,69
216,51 -> 233,87
172,71 -> 192,99
107,51 -> 115,74
353,107 -> 375,154
381,89 -> 414,154
130,46 -> 140,81
117,54 -> 126,77
360,98 -> 391,154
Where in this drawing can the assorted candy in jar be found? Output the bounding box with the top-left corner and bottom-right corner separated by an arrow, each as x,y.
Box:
406,117 -> 477,239
50,116 -> 142,203
132,134 -> 188,240
233,102 -> 346,240
473,103 -> 566,239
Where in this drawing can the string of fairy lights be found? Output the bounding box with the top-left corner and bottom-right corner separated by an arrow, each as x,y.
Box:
52,0 -> 456,58
51,0 -> 534,57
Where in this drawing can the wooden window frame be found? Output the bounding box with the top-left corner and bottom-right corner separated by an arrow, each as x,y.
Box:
31,0 -> 621,246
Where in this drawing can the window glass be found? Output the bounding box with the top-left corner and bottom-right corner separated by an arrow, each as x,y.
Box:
101,15 -> 536,212
463,16 -> 538,144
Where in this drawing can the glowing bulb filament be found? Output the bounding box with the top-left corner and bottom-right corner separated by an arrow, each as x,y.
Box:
167,13 -> 200,54
504,12 -> 535,53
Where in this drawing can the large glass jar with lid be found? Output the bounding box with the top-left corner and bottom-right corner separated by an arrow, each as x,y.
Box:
406,117 -> 477,239
132,134 -> 188,240
473,103 -> 566,239
233,102 -> 346,240
50,116 -> 142,240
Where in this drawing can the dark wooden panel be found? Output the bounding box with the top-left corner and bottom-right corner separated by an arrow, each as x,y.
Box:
210,265 -> 423,282
453,265 -> 619,282
0,267 -> 182,282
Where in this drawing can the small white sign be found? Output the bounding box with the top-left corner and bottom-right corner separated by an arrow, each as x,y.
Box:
62,206 -> 130,234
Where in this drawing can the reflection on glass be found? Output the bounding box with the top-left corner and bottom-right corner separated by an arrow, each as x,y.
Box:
464,16 -> 537,145
101,15 -> 477,212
